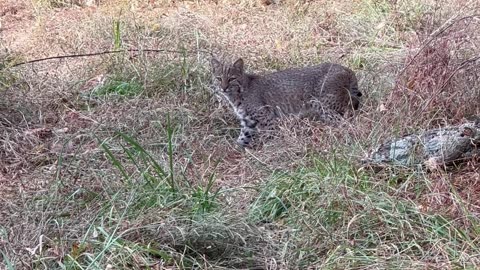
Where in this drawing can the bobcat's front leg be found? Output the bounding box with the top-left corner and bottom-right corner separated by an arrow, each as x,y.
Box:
237,116 -> 258,148
237,106 -> 277,148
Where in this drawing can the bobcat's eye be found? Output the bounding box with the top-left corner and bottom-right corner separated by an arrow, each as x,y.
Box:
228,85 -> 240,93
228,77 -> 236,82
215,76 -> 222,81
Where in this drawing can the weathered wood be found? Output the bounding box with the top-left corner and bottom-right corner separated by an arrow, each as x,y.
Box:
364,120 -> 480,169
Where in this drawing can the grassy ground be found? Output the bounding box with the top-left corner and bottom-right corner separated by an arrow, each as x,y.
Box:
1,0 -> 480,269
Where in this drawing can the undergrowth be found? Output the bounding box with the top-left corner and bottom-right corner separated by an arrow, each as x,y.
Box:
6,128 -> 275,269
1,0 -> 480,269
250,156 -> 480,268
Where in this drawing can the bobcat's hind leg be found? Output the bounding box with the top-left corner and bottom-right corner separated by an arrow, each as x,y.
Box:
299,109 -> 344,126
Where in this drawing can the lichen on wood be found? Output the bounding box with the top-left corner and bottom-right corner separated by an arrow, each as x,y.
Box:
364,120 -> 480,169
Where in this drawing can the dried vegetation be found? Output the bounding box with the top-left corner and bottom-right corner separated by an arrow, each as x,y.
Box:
1,0 -> 480,269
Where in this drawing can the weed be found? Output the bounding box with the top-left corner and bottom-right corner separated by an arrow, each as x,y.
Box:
32,0 -> 90,8
93,78 -> 143,97
0,49 -> 20,91
113,20 -> 122,50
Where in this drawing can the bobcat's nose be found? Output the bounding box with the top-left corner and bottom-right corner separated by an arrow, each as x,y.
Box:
221,79 -> 229,91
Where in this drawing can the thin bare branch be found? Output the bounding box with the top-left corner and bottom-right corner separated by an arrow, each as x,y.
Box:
9,49 -> 214,68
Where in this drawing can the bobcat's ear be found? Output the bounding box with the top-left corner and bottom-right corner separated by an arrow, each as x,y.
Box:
233,58 -> 244,73
210,58 -> 221,73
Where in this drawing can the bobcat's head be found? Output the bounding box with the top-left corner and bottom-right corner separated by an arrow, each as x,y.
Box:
211,58 -> 245,106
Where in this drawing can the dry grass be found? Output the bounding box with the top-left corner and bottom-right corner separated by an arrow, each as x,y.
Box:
1,0 -> 480,269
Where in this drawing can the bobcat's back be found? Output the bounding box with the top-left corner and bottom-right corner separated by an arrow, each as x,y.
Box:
242,63 -> 360,116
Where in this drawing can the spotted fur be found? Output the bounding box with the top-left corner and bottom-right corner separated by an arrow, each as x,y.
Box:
211,58 -> 362,147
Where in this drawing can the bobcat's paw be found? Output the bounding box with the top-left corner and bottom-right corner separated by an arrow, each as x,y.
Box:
236,127 -> 255,147
236,135 -> 250,148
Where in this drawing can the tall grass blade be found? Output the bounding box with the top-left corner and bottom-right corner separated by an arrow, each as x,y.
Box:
98,137 -> 129,180
114,131 -> 169,183
166,113 -> 176,192
113,20 -> 122,50
1,251 -> 15,270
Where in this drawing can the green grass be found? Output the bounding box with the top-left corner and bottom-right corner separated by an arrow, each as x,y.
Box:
32,0 -> 83,8
92,78 -> 143,97
249,155 -> 480,268
89,54 -> 211,102
11,127 -> 274,269
0,49 -> 20,91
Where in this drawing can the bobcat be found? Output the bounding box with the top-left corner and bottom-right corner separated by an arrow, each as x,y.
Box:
211,58 -> 362,147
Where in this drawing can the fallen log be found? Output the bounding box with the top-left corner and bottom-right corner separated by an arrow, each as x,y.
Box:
363,120 -> 480,169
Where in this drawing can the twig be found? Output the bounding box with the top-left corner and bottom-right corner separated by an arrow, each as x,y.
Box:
396,14 -> 480,80
438,55 -> 480,93
9,48 -> 214,68
421,54 -> 480,113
